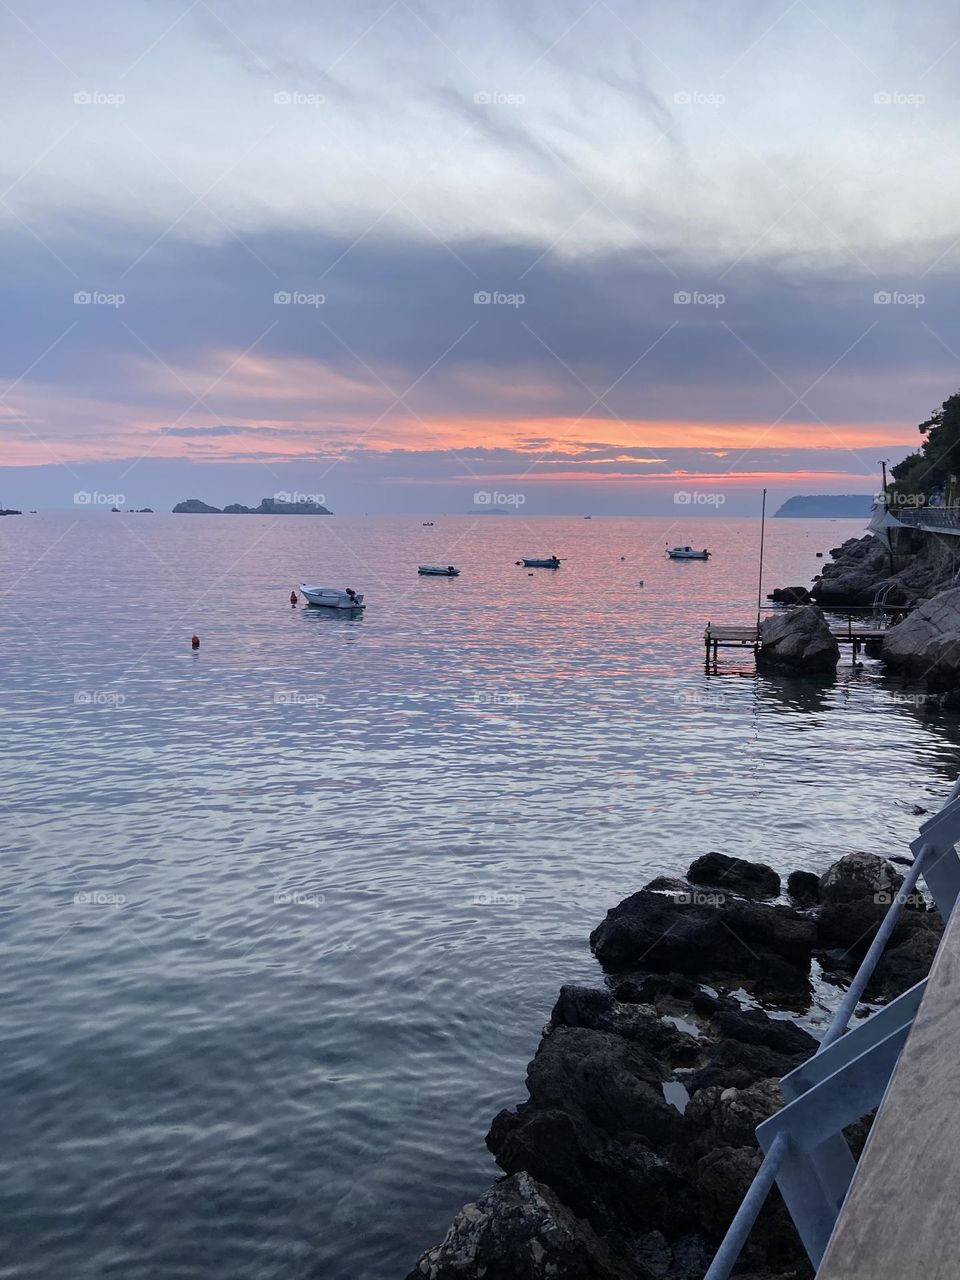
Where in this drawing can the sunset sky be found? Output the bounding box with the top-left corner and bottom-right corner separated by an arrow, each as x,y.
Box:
2,0 -> 959,512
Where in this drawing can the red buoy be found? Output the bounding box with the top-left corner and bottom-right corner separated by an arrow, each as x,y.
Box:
191,634 -> 200,649
290,590 -> 298,606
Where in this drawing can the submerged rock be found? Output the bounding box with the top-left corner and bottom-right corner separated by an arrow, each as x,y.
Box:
756,606 -> 840,673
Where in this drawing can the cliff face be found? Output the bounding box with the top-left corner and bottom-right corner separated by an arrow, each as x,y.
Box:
810,531 -> 959,608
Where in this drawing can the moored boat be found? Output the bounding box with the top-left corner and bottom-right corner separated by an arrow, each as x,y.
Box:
300,585 -> 365,608
520,555 -> 561,568
418,565 -> 460,576
666,545 -> 711,560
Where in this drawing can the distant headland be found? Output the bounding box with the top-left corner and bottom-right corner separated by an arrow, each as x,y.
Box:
774,494 -> 874,518
173,497 -> 332,515
0,508 -> 21,516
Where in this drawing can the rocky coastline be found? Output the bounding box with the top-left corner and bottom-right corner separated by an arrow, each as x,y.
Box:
406,850 -> 942,1280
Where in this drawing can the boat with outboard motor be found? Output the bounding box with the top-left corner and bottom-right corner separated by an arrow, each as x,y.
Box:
299,585 -> 365,608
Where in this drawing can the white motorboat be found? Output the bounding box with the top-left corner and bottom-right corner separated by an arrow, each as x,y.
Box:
300,585 -> 365,608
520,555 -> 561,568
418,565 -> 460,576
666,545 -> 711,560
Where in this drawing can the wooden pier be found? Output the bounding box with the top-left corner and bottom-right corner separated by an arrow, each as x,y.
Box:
704,620 -> 890,664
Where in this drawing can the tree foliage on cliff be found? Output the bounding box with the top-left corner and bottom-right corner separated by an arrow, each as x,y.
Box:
891,390 -> 960,501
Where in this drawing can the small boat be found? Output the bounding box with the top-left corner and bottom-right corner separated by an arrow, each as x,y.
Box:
521,556 -> 561,568
422,521 -> 434,526
666,545 -> 711,560
418,565 -> 460,576
300,585 -> 365,609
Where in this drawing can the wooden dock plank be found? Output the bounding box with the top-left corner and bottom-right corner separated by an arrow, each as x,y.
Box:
816,902 -> 960,1279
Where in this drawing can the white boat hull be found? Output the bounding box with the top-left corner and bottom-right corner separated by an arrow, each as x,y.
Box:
666,548 -> 710,560
300,585 -> 365,608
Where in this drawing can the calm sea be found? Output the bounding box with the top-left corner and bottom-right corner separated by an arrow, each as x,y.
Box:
2,513 -> 958,1279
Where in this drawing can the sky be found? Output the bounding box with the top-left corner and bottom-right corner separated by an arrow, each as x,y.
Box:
2,0 -> 959,514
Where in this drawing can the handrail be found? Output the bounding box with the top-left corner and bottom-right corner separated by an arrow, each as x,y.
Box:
701,797 -> 959,1280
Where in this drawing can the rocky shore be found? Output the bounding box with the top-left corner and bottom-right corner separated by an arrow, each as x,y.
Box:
406,851 -> 942,1280
763,526 -> 960,685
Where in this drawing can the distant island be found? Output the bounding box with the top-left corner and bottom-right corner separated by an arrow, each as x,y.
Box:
173,497 -> 332,515
0,508 -> 21,516
774,494 -> 874,518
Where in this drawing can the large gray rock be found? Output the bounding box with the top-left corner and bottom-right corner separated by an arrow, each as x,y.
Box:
819,852 -> 903,905
756,606 -> 840,673
404,1171 -> 645,1280
881,586 -> 960,683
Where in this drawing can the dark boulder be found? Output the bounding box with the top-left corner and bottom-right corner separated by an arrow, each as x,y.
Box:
787,870 -> 820,906
818,852 -> 903,906
687,852 -> 780,899
866,927 -> 942,1002
404,1171 -> 646,1280
768,586 -> 811,604
712,1007 -> 818,1058
589,891 -> 816,991
549,986 -> 698,1061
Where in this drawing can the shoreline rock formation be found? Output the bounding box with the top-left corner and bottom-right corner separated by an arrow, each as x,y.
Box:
172,496 -> 332,514
406,851 -> 941,1280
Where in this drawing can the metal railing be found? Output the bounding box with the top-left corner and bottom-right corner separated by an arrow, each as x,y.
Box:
895,506 -> 960,532
702,781 -> 960,1279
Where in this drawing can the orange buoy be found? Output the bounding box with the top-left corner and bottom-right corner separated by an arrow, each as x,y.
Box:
191,634 -> 200,649
290,589 -> 298,606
